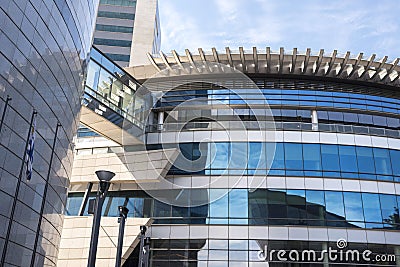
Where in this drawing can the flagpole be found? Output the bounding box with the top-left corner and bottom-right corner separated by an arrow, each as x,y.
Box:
29,122 -> 61,267
0,109 -> 37,267
0,95 -> 12,134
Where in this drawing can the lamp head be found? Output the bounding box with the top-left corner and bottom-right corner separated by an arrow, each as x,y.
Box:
95,170 -> 115,182
118,206 -> 129,217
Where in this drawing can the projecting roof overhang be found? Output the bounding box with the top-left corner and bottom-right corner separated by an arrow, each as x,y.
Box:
126,47 -> 400,88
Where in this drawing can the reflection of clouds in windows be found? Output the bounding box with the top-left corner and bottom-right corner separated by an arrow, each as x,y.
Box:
66,189 -> 400,229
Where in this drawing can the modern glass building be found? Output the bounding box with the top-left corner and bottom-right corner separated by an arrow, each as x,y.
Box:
0,0 -> 99,266
66,47 -> 400,266
93,0 -> 161,67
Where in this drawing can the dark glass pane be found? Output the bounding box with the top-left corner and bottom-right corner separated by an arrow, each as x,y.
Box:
153,200 -> 171,217
248,189 -> 268,223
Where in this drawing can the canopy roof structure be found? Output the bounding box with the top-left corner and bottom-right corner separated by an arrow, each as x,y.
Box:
142,47 -> 400,87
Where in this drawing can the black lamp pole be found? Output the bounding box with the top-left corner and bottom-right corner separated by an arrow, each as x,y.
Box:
115,206 -> 129,267
87,170 -> 115,267
138,225 -> 147,267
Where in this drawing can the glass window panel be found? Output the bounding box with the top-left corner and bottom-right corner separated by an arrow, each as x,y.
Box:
321,144 -> 340,171
209,143 -> 230,169
339,146 -> 358,173
287,190 -> 306,205
229,143 -> 247,170
362,193 -> 382,223
229,189 -> 248,218
229,240 -> 248,250
97,68 -> 113,98
284,143 -> 303,170
373,115 -> 387,126
268,143 -> 284,170
303,144 -> 321,171
328,112 -> 343,121
209,189 -> 228,218
387,117 -> 400,128
390,150 -> 400,176
306,190 -> 325,205
325,191 -> 345,217
374,148 -> 392,175
380,194 -> 398,224
85,61 -> 100,90
65,195 -> 83,216
248,142 -> 266,170
356,147 -> 375,174
306,190 -> 325,221
343,192 -> 364,222
248,189 -> 268,221
343,113 -> 358,123
153,200 -> 171,217
358,114 -> 373,124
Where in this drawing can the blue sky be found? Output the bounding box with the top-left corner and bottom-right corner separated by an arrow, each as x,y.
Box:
158,0 -> 399,60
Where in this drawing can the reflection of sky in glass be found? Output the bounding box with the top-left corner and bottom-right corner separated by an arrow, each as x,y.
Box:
362,193 -> 382,222
229,189 -> 248,218
325,191 -> 345,217
343,192 -> 364,222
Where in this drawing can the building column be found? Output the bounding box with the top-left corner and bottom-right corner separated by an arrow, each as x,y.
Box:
311,110 -> 318,131
158,111 -> 164,131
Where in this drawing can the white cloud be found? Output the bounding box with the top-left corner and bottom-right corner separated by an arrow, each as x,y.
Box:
158,0 -> 400,59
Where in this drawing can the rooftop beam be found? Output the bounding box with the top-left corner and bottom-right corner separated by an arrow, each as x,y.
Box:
198,48 -> 212,73
252,47 -> 258,73
290,48 -> 297,73
347,52 -> 364,77
325,50 -> 337,76
370,56 -> 388,79
239,47 -> 246,72
359,54 -> 376,79
172,50 -> 189,74
146,53 -> 161,72
212,47 -> 224,73
313,49 -> 324,75
337,51 -> 351,76
381,58 -> 400,81
159,51 -> 173,71
278,47 -> 284,74
185,49 -> 200,73
266,47 -> 271,73
302,48 -> 311,74
225,47 -> 234,67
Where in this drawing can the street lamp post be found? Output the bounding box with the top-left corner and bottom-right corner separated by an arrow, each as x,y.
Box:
138,225 -> 147,267
87,170 -> 115,267
115,206 -> 129,267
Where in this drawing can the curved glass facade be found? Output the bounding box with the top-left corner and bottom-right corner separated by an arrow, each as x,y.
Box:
68,70 -> 400,265
158,79 -> 400,115
160,142 -> 400,182
67,189 -> 400,229
0,0 -> 98,266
